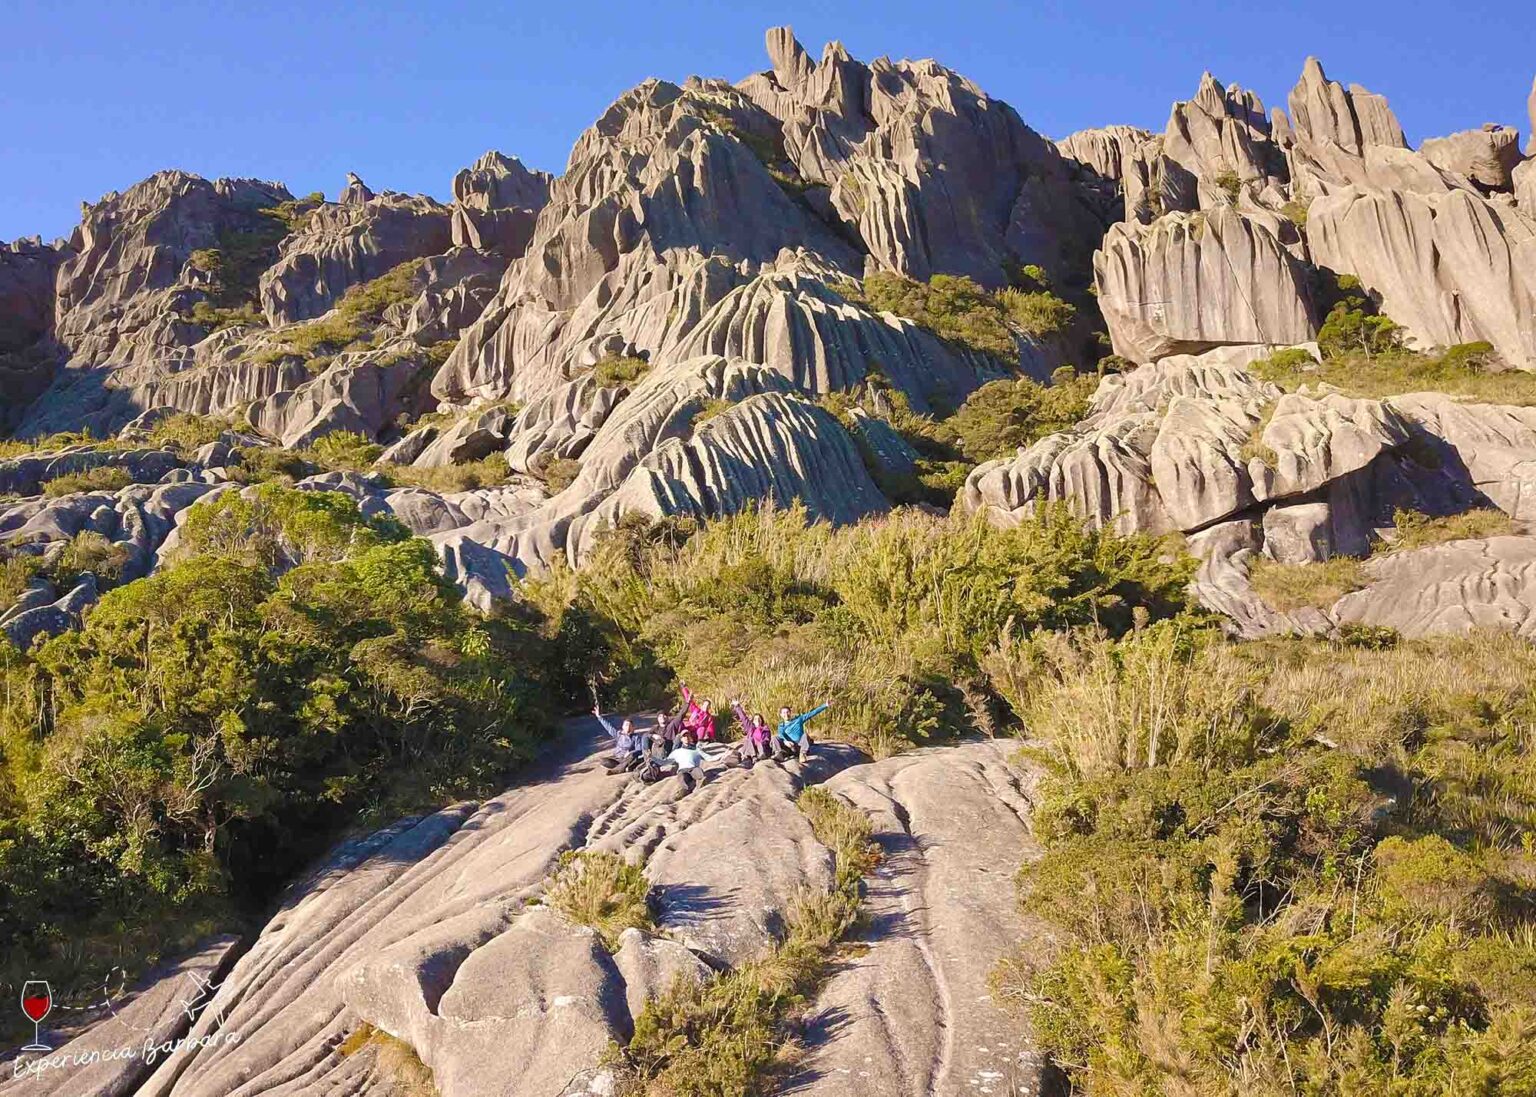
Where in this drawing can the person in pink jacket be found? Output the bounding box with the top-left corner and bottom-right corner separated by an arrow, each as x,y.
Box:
680,684 -> 718,742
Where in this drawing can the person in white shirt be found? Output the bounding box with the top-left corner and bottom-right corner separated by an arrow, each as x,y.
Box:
663,730 -> 707,794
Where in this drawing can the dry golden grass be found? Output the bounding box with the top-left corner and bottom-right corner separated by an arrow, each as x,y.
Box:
1247,555 -> 1366,611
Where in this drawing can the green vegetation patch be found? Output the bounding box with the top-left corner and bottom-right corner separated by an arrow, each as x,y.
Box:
993,626 -> 1536,1094
0,485 -> 561,1028
544,850 -> 654,951
1247,554 -> 1367,611
254,260 -> 425,364
591,355 -> 652,389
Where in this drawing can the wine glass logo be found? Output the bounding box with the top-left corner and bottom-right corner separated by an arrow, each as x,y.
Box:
20,980 -> 53,1052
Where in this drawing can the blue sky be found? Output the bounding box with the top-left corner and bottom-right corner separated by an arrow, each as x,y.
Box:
2,0 -> 1532,242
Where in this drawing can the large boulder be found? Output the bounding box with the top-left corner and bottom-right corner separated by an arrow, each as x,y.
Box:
1306,185 -> 1536,370
1419,125 -> 1525,192
1093,207 -> 1317,363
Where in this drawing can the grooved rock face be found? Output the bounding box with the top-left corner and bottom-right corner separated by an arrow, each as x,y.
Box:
449,150 -> 552,254
114,722 -> 863,1097
785,742 -> 1050,1096
259,189 -> 453,326
1306,185 -> 1536,370
433,357 -> 890,606
0,237 -> 63,351
740,27 -> 1100,289
1287,56 -> 1406,155
1419,126 -> 1525,192
1334,535 -> 1536,637
1093,207 -> 1317,363
54,170 -> 293,369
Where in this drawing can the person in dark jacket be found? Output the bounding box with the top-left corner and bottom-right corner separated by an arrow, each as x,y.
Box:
773,702 -> 829,762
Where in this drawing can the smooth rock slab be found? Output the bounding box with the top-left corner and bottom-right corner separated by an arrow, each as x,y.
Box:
784,741 -> 1050,1097
1334,535 -> 1536,637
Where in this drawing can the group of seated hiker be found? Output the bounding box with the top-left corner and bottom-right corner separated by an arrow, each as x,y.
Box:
591,684 -> 830,794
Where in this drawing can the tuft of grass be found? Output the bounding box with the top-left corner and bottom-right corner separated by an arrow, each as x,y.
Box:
591,355 -> 651,389
998,288 -> 1077,339
544,850 -> 654,952
1389,507 -> 1518,551
542,457 -> 582,494
385,456 -> 512,493
339,1023 -> 439,1097
144,413 -> 233,451
42,465 -> 133,497
1248,555 -> 1367,611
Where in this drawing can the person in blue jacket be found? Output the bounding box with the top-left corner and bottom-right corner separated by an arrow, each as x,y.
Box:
773,701 -> 829,762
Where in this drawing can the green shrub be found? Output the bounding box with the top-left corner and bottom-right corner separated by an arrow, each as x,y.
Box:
1280,196 -> 1311,226
0,485 -> 558,1022
1212,167 -> 1242,204
591,355 -> 651,388
859,272 -> 1016,359
523,504 -> 1197,757
257,260 -> 424,362
384,456 -> 511,493
542,457 -> 582,494
998,289 -> 1077,338
1252,341 -> 1536,405
52,531 -> 131,587
940,373 -> 1094,462
303,430 -> 383,471
42,465 -> 132,497
999,630 -> 1536,1095
545,850 -> 653,951
144,413 -> 231,451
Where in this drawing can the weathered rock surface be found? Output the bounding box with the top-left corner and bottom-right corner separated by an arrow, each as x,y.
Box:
120,721 -> 863,1097
1287,57 -> 1407,155
739,27 -> 1102,289
434,356 -> 890,605
259,185 -> 453,325
1420,125 -> 1525,192
786,741 -> 1050,1097
449,151 -> 552,255
1335,535 -> 1536,636
1094,208 -> 1316,363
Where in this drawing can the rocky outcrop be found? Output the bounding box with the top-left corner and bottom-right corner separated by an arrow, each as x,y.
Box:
52,171 -> 292,371
1306,185 -> 1536,369
245,344 -> 438,447
259,184 -> 452,325
117,721 -> 863,1097
449,151 -> 552,254
435,357 -> 890,606
1419,125 -> 1525,193
0,237 -> 67,426
1287,57 -> 1407,155
1094,208 -> 1317,362
1334,535 -> 1536,636
739,27 -> 1102,290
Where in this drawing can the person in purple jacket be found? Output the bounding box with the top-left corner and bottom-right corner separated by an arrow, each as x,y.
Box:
592,704 -> 643,771
773,702 -> 830,762
727,699 -> 773,766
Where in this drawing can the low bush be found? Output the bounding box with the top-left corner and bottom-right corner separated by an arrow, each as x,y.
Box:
256,260 -> 424,363
522,504 -> 1197,757
545,850 -> 653,951
856,272 -> 1016,359
0,485 -> 560,1030
592,355 -> 651,388
385,456 -> 512,494
940,372 -> 1095,463
41,465 -> 132,497
998,288 -> 1077,338
996,629 -> 1536,1095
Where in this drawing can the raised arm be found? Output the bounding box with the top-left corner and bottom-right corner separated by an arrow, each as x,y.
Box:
798,702 -> 830,725
592,709 -> 619,739
730,700 -> 753,737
